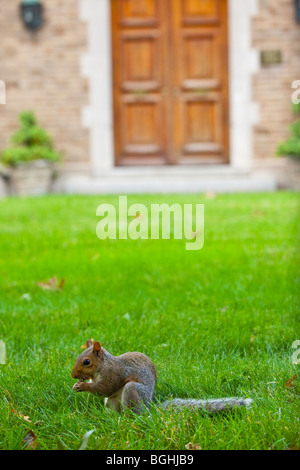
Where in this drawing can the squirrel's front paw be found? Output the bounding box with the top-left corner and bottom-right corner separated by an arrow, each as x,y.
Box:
73,381 -> 88,392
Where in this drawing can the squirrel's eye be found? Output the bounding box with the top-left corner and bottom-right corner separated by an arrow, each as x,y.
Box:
83,359 -> 90,366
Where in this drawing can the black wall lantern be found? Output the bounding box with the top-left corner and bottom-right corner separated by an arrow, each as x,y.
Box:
296,0 -> 300,22
20,0 -> 43,31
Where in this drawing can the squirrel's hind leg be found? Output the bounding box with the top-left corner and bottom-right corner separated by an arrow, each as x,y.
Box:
104,388 -> 124,413
121,381 -> 151,414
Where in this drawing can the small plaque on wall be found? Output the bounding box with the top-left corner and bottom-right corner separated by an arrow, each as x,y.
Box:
260,50 -> 282,66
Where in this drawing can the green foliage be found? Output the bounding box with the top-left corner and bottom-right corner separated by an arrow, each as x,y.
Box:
1,146 -> 62,167
292,102 -> 300,115
277,103 -> 300,158
18,110 -> 38,128
290,119 -> 300,138
1,111 -> 62,167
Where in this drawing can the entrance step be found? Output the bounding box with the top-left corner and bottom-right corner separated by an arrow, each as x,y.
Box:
59,166 -> 277,194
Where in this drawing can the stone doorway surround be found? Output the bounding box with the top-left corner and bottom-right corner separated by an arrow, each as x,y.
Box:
60,0 -> 276,194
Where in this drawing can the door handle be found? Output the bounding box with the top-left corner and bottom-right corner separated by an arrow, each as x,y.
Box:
130,89 -> 149,101
131,89 -> 149,96
194,88 -> 210,96
172,88 -> 210,97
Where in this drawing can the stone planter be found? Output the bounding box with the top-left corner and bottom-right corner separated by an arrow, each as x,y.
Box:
286,156 -> 300,190
3,160 -> 56,196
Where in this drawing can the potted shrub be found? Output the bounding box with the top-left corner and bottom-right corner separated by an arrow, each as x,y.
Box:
277,103 -> 300,190
0,111 -> 62,196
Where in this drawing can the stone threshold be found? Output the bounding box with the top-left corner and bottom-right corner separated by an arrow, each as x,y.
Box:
56,165 -> 277,195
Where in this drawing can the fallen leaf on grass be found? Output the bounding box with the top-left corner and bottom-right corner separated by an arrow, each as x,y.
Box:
23,430 -> 37,450
12,409 -> 31,423
285,374 -> 298,388
81,338 -> 95,349
220,306 -> 229,313
131,212 -> 143,221
189,230 -> 202,240
205,191 -> 217,200
250,210 -> 266,219
37,276 -> 65,291
185,442 -> 201,450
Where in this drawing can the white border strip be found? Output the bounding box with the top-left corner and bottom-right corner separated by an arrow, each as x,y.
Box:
228,0 -> 260,170
79,0 -> 114,176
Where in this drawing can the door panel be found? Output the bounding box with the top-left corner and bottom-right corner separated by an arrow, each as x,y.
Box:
182,30 -> 221,85
121,97 -> 165,157
181,0 -> 220,23
121,32 -> 162,90
119,0 -> 160,26
185,100 -> 220,145
112,0 -> 168,165
111,0 -> 229,166
171,0 -> 229,163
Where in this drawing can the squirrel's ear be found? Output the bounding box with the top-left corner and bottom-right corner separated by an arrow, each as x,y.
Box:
93,341 -> 102,356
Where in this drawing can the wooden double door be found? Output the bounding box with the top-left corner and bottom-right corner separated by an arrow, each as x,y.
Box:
111,0 -> 229,166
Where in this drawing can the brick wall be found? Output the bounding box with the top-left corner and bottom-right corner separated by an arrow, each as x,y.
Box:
0,1 -> 89,173
252,0 -> 300,162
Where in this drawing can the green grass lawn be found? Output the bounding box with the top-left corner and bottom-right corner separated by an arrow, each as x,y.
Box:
0,191 -> 299,450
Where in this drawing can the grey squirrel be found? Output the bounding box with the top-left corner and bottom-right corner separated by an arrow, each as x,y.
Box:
71,340 -> 253,414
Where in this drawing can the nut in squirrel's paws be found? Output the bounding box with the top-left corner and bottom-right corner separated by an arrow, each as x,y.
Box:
73,381 -> 87,392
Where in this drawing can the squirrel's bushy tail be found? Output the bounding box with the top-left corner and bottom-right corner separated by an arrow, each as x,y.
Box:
160,397 -> 253,413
